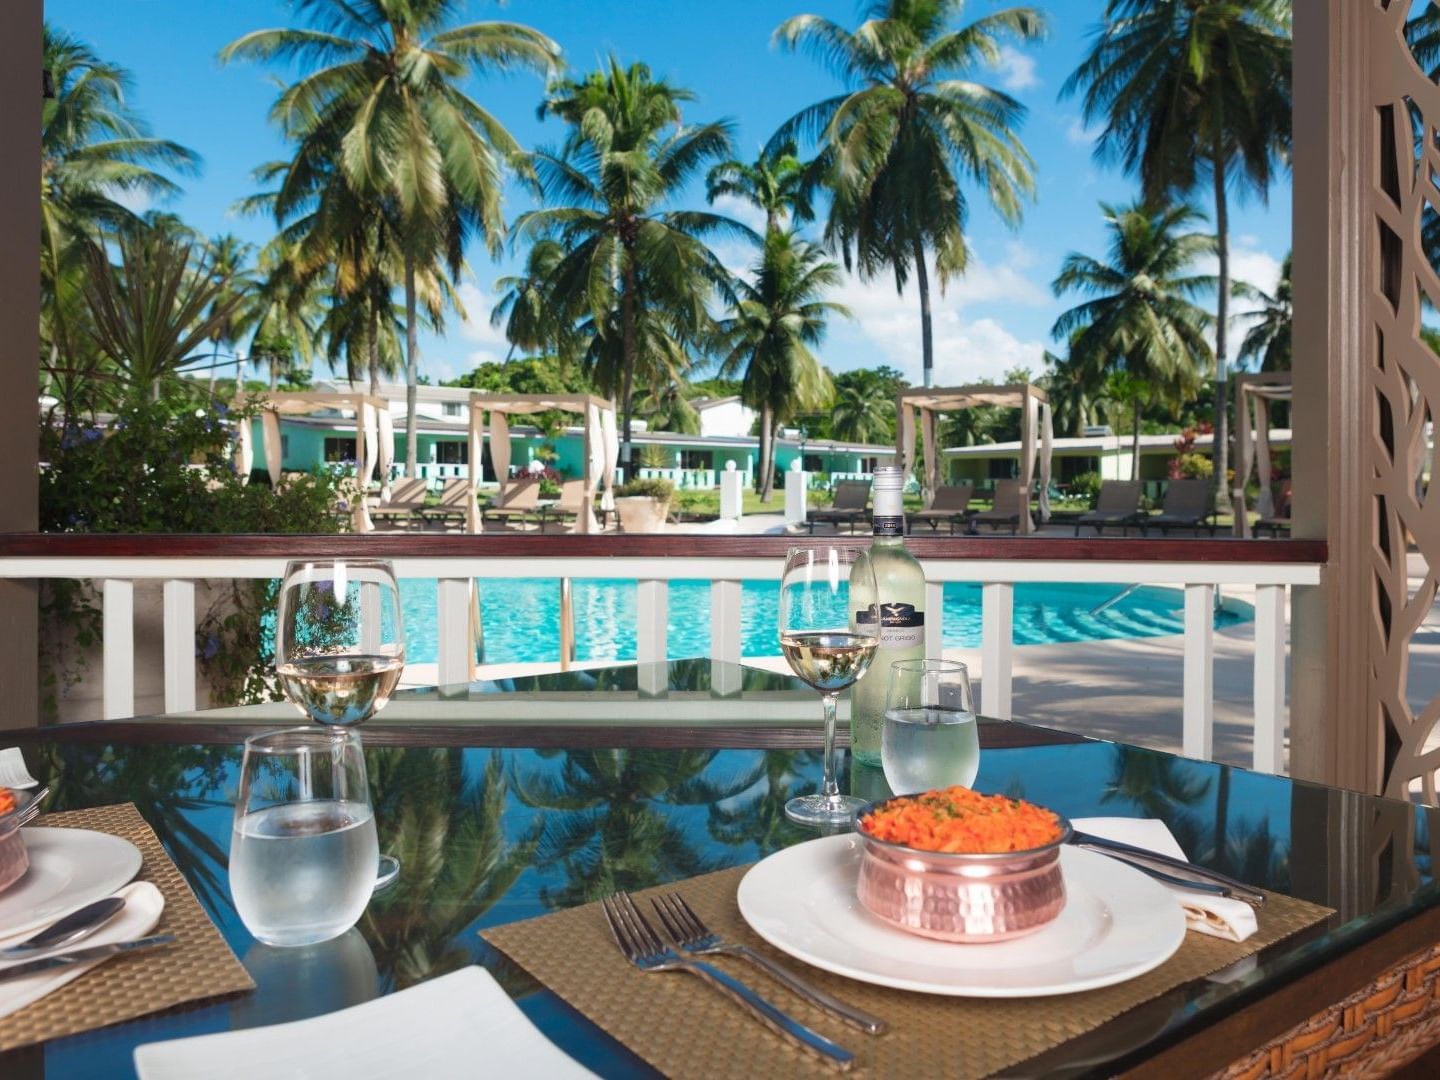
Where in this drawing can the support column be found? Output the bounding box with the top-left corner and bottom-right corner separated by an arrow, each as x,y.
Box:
1289,0 -> 1372,790
0,1 -> 41,729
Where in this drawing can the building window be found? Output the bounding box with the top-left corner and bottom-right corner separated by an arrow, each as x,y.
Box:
680,449 -> 712,469
280,434 -> 290,459
1058,456 -> 1099,481
988,458 -> 1017,480
324,437 -> 357,463
435,440 -> 468,464
443,401 -> 462,418
803,453 -> 824,473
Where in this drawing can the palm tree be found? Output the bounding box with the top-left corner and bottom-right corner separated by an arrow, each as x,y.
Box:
246,241 -> 325,391
1235,252 -> 1291,372
1042,337 -> 1112,438
705,140 -> 813,234
202,235 -> 255,396
633,382 -> 701,435
517,58 -> 748,477
830,373 -> 893,445
222,2 -> 561,477
1063,0 -> 1292,511
716,230 -> 845,502
1051,200 -> 1215,481
772,1 -> 1045,388
490,238 -> 574,362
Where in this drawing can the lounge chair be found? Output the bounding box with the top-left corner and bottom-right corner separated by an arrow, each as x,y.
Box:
967,480 -> 1029,534
415,478 -> 473,530
1142,479 -> 1218,536
908,485 -> 975,534
369,477 -> 429,529
1253,484 -> 1292,538
807,480 -> 872,534
1073,481 -> 1144,536
481,476 -> 542,531
537,479 -> 591,533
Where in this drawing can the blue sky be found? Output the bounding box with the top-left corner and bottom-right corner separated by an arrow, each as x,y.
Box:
47,0 -> 1292,386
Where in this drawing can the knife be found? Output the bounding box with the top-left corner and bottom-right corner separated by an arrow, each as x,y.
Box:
0,934 -> 176,981
1070,831 -> 1267,907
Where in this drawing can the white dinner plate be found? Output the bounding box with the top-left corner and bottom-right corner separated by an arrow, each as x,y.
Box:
0,828 -> 143,939
736,834 -> 1187,997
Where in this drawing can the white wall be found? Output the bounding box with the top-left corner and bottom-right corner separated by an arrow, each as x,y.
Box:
698,400 -> 755,439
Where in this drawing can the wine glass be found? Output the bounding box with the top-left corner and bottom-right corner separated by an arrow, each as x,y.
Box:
275,559 -> 405,889
231,727 -> 379,947
881,659 -> 979,794
778,545 -> 880,825
276,559 -> 406,727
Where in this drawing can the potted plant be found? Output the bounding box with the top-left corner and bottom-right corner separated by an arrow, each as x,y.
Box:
613,477 -> 673,534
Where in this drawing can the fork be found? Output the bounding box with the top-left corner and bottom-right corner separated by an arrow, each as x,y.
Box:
650,892 -> 887,1035
601,893 -> 855,1072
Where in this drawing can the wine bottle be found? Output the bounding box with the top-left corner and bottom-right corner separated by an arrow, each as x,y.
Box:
850,465 -> 926,766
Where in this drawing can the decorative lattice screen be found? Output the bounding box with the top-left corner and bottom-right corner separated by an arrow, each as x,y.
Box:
1372,1 -> 1440,800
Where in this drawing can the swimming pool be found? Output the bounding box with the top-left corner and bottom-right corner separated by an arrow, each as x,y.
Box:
398,580 -> 1251,666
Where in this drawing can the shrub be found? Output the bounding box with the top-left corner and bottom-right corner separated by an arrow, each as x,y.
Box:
1175,453 -> 1214,479
38,399 -> 344,713
1069,471 -> 1103,504
615,477 -> 674,500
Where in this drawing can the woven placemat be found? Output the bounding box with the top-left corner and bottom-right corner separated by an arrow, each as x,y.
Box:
484,864 -> 1333,1079
0,803 -> 254,1052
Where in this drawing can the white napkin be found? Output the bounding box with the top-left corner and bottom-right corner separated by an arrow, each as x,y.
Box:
0,748 -> 39,790
1073,817 -> 1259,942
0,880 -> 165,1019
133,966 -> 598,1080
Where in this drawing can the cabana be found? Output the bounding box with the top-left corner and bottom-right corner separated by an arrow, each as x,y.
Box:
1233,372 -> 1292,538
234,390 -> 392,533
468,392 -> 618,534
896,384 -> 1054,535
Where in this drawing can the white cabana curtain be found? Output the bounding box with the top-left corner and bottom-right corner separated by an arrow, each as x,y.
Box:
376,407 -> 395,498
1038,400 -> 1054,524
600,407 -> 619,511
900,406 -> 917,480
466,406 -> 485,534
490,410 -> 512,498
582,403 -> 604,534
1235,388 -> 1254,538
260,409 -> 283,487
352,402 -> 377,533
1254,395 -> 1274,519
235,416 -> 254,484
920,407 -> 939,504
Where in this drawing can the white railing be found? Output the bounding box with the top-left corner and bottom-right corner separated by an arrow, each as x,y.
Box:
0,544 -> 1321,774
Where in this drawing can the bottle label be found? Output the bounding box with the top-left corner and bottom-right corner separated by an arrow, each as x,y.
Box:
872,515 -> 904,537
856,603 -> 925,648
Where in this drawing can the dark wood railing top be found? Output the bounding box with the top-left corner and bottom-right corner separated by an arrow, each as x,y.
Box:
0,532 -> 1328,563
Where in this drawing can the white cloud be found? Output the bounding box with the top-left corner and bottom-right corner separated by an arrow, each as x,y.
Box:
827,249 -> 1050,384
994,45 -> 1039,92
455,282 -> 512,350
709,193 -> 769,235
1197,243 -> 1283,296
1064,116 -> 1094,148
105,184 -> 152,215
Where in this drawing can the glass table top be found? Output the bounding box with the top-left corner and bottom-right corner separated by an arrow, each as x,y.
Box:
3,660 -> 1439,1078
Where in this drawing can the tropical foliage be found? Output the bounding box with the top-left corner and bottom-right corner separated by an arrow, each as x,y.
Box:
773,0 -> 1045,388
1064,0 -> 1292,506
1051,200 -> 1215,480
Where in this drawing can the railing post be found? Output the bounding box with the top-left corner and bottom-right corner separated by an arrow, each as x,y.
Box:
1252,584 -> 1288,774
102,578 -> 134,720
925,581 -> 944,659
709,580 -> 742,664
636,579 -> 668,667
162,579 -> 196,713
1183,583 -> 1216,760
436,577 -> 472,687
559,577 -> 575,671
981,582 -> 1013,719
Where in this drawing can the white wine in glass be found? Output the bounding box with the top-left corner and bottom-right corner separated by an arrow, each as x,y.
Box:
276,560 -> 406,727
778,545 -> 880,826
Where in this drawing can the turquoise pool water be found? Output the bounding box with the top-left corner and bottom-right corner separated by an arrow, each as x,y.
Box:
398,580 -> 1251,666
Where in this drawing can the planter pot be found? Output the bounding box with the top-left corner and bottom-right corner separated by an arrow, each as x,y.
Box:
615,496 -> 669,534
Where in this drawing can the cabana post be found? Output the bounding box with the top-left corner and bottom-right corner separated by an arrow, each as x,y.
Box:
896,384 -> 1054,535
1233,372 -> 1293,538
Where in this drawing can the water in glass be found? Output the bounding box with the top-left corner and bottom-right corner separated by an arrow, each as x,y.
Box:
881,659 -> 979,794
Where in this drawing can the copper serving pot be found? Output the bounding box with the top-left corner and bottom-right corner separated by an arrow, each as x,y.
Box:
0,792 -> 34,895
853,798 -> 1073,943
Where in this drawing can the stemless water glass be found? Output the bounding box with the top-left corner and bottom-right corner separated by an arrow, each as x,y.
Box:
231,728 -> 380,947
778,545 -> 880,825
881,659 -> 980,794
276,559 -> 406,726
